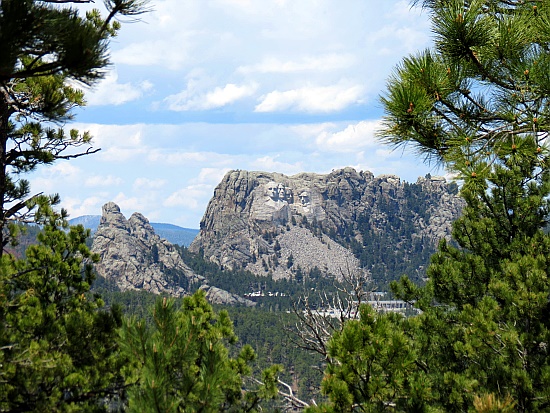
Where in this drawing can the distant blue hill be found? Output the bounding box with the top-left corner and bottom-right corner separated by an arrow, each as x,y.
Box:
150,223 -> 199,247
68,215 -> 199,247
69,215 -> 101,229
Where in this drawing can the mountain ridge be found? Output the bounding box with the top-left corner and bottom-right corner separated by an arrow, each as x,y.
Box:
190,167 -> 463,285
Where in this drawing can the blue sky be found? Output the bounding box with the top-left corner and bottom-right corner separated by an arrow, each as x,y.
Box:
30,0 -> 444,229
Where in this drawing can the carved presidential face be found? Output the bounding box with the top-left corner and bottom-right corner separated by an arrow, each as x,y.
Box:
285,187 -> 293,203
266,181 -> 278,199
299,191 -> 310,206
277,183 -> 286,200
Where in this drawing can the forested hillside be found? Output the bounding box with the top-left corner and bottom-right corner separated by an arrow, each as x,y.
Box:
94,284 -> 326,405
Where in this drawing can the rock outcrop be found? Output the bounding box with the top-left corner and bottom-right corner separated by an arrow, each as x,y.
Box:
92,202 -> 255,306
92,202 -> 200,296
199,285 -> 257,306
190,168 -> 464,282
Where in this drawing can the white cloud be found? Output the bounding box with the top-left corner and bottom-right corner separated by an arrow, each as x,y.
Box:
238,54 -> 355,74
48,162 -> 82,178
165,82 -> 258,111
63,196 -> 106,218
194,168 -> 232,185
113,192 -> 148,214
99,146 -> 148,162
211,0 -> 289,16
370,26 -> 430,57
290,122 -> 337,139
85,175 -> 124,187
147,150 -> 235,166
133,178 -> 167,190
366,2 -> 430,58
204,83 -> 258,108
390,0 -> 430,27
71,123 -> 144,149
58,123 -> 149,161
111,0 -> 202,70
32,0 -> 437,229
255,84 -> 364,113
85,71 -> 153,106
30,177 -> 57,193
148,150 -> 208,165
71,126 -> 143,163
163,184 -> 213,209
114,38 -> 196,70
249,155 -> 304,175
31,163 -> 82,193
314,121 -> 382,153
143,209 -> 163,222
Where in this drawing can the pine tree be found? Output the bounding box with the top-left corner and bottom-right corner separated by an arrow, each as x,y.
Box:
308,1 -> 550,411
0,0 -> 149,251
309,306 -> 434,413
119,290 -> 279,412
0,201 -> 125,411
390,148 -> 550,412
0,1 -> 150,410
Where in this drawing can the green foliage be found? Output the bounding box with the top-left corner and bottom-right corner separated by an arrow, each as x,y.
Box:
313,0 -> 550,411
225,306 -> 325,403
3,222 -> 42,259
314,149 -> 550,412
306,306 -> 437,413
379,0 -> 550,170
0,0 -> 149,249
94,287 -> 325,406
0,201 -> 124,412
119,290 -> 277,412
414,148 -> 550,412
177,245 -> 344,310
0,2 -> 150,410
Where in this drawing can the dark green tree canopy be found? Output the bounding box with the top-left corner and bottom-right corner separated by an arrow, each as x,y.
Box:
120,291 -> 280,412
0,203 -> 126,412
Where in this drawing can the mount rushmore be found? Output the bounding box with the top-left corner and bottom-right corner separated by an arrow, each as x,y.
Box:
190,167 -> 463,282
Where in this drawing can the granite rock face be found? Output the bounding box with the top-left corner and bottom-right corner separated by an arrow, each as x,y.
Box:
91,202 -> 199,296
92,202 -> 255,306
190,168 -> 464,280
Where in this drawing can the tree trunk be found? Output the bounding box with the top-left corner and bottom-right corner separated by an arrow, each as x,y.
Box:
0,90 -> 8,255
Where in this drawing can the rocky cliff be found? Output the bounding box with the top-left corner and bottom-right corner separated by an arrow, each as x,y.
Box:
91,202 -> 255,306
190,168 -> 463,283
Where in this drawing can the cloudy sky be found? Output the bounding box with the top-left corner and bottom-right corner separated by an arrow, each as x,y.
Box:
31,0 -> 442,229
